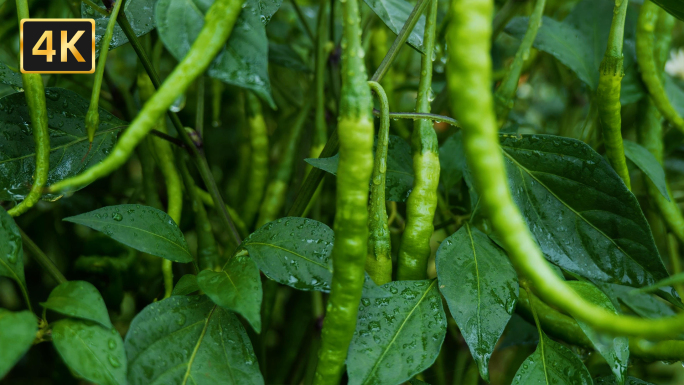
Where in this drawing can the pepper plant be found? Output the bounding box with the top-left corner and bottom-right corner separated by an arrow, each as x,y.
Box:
3,0 -> 684,383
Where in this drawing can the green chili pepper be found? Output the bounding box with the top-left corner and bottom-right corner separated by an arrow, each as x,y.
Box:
494,0 -> 546,122
366,81 -> 392,286
48,0 -> 244,193
636,0 -> 684,132
256,101 -> 311,228
447,0 -> 684,339
313,0 -> 374,379
396,0 -> 439,281
179,156 -> 219,270
85,0 -> 123,144
595,0 -> 631,188
241,92 -> 270,228
9,0 -> 49,217
138,73 -> 183,298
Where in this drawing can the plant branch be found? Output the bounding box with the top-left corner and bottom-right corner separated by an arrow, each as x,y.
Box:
117,10 -> 242,248
150,129 -> 186,148
372,108 -> 460,128
19,228 -> 67,285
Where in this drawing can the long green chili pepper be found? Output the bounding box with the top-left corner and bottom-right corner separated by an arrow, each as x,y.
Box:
138,73 -> 183,297
84,0 -> 123,144
48,0 -> 244,193
636,0 -> 684,132
494,0 -> 545,122
313,0 -> 374,379
447,0 -> 684,339
9,0 -> 49,217
179,156 -> 219,270
366,81 -> 392,286
396,0 -> 439,281
242,92 -> 270,228
595,0 -> 631,188
256,100 -> 311,228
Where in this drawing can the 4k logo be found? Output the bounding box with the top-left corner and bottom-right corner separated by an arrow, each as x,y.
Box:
21,19 -> 95,74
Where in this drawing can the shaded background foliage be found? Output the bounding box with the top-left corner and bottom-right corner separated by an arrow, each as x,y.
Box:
2,0 -> 684,384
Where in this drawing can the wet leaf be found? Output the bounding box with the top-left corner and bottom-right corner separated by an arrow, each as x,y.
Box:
41,280 -> 112,328
435,223 -> 519,382
197,252 -> 262,332
347,280 -> 446,385
623,140 -> 669,201
242,217 -> 333,292
0,207 -> 27,295
362,0 -> 426,52
501,133 -> 668,287
567,281 -> 629,384
306,135 -> 414,202
0,309 -> 37,378
595,375 -> 655,385
598,283 -> 676,318
0,88 -> 124,201
52,319 -> 127,385
633,271 -> 684,294
156,0 -> 276,108
63,204 -> 193,263
498,314 -> 539,350
82,0 -> 156,54
125,295 -> 263,385
172,274 -> 200,296
511,330 -> 592,385
0,63 -> 22,88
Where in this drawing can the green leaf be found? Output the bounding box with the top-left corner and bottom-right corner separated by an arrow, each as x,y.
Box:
362,0 -> 426,52
651,0 -> 684,21
0,63 -> 22,88
633,271 -> 684,294
499,314 -> 539,349
82,0 -> 156,54
156,0 -> 276,108
623,140 -> 670,201
242,217 -> 333,292
511,330 -> 592,385
172,274 -> 200,296
597,283 -> 675,318
124,295 -> 263,385
439,131 -> 466,193
595,375 -> 656,385
52,319 -> 127,385
0,88 -> 124,201
269,43 -> 311,72
347,280 -> 446,385
566,281 -> 629,384
197,252 -> 262,332
63,204 -> 193,263
41,280 -> 112,328
0,207 -> 27,296
500,133 -> 668,287
0,309 -> 37,378
435,223 -> 519,382
305,135 -> 414,202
